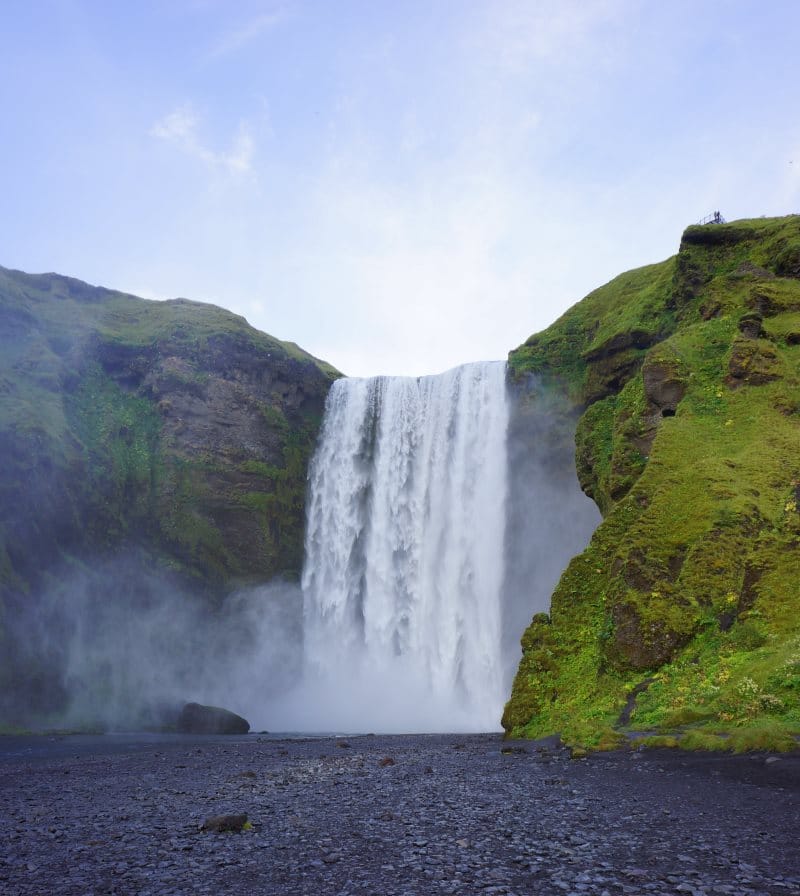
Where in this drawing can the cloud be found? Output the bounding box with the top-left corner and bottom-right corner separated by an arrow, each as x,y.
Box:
465,0 -> 623,73
150,106 -> 197,144
226,129 -> 255,173
208,10 -> 284,59
150,105 -> 254,174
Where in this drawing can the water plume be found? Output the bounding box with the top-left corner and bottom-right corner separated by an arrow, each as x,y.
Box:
300,361 -> 509,731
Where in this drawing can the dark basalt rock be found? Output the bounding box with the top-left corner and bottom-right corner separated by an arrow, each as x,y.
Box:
642,352 -> 687,416
581,328 -> 658,363
607,602 -> 689,671
176,702 -> 250,735
616,678 -> 656,726
200,812 -> 249,832
737,312 -> 764,339
681,222 -> 760,247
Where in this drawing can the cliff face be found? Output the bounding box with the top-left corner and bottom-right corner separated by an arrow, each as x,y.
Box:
0,265 -> 339,606
504,216 -> 800,750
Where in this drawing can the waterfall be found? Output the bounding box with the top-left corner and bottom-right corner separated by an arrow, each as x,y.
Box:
301,361 -> 509,732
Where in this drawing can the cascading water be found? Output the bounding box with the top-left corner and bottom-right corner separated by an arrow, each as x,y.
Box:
301,361 -> 509,732
8,359 -> 599,734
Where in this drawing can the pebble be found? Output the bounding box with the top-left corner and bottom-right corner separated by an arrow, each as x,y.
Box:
0,733 -> 798,896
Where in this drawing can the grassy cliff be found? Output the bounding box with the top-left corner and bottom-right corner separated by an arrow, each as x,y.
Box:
0,265 -> 339,603
503,215 -> 800,751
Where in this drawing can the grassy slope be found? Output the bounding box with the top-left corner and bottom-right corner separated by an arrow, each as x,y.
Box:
0,266 -> 335,452
503,216 -> 800,751
0,265 -> 338,598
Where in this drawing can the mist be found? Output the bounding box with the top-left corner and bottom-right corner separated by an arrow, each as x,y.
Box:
1,374 -> 600,736
501,376 -> 602,690
0,553 -> 303,733
3,552 -> 505,734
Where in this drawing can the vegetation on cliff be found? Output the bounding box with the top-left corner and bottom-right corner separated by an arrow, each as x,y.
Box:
503,215 -> 800,750
0,265 -> 338,605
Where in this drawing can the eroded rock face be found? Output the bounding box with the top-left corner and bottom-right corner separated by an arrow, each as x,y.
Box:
607,602 -> 690,671
0,266 -> 339,725
642,350 -> 688,417
726,336 -> 781,386
737,312 -> 764,340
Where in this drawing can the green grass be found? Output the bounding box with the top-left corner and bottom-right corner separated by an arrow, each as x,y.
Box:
509,258 -> 676,401
639,735 -> 680,749
0,265 -> 340,378
677,731 -> 728,752
727,719 -> 798,753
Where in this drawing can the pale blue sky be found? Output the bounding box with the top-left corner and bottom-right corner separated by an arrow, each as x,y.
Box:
2,1 -> 799,375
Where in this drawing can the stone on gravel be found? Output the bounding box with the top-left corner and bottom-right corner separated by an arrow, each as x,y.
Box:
199,813 -> 249,833
176,702 -> 250,735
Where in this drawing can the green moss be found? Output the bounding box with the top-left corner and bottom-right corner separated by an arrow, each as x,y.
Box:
506,215 -> 800,749
95,295 -> 335,373
639,735 -> 679,749
727,719 -> 798,753
678,731 -> 728,751
66,363 -> 162,541
259,403 -> 289,432
659,706 -> 715,728
595,728 -> 627,751
0,264 -> 338,605
509,258 -> 676,402
575,397 -> 615,513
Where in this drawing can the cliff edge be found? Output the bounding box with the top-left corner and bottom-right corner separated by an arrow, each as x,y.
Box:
0,266 -> 338,605
503,215 -> 800,751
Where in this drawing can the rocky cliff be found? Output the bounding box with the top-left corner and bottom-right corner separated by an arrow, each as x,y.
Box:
503,215 -> 800,751
0,264 -> 338,609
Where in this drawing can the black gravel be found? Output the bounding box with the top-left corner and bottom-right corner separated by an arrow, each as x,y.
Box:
1,732 -> 799,895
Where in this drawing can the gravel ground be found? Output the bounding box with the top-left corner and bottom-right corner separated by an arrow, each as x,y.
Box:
0,732 -> 798,895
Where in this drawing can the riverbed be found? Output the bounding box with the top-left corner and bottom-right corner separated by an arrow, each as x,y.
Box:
1,733 -> 798,895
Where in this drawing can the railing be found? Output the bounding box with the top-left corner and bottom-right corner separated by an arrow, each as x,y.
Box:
699,211 -> 726,225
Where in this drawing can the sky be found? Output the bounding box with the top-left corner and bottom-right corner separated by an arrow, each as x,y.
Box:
2,1 -> 799,377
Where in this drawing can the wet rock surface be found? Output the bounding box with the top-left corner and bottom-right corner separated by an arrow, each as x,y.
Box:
176,703 -> 250,735
0,733 -> 798,895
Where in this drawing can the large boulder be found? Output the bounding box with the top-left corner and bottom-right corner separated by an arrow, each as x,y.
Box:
177,702 -> 250,735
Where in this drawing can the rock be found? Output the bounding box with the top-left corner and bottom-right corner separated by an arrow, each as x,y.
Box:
176,702 -> 250,735
607,601 -> 690,671
531,733 -> 565,753
733,261 -> 775,280
200,813 -> 249,833
642,351 -> 688,417
726,336 -> 781,386
737,312 -> 764,339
